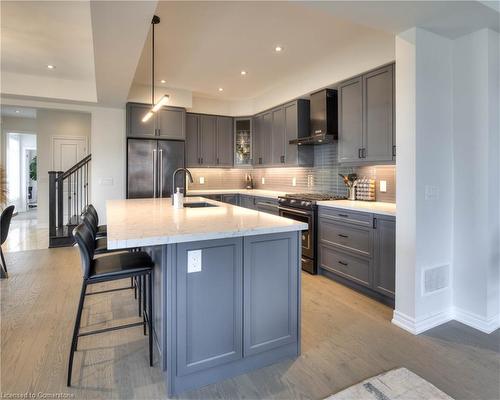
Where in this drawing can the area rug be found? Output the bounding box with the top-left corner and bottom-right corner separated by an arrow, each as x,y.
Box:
326,368 -> 453,400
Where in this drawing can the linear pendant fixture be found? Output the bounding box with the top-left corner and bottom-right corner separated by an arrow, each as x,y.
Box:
142,15 -> 169,123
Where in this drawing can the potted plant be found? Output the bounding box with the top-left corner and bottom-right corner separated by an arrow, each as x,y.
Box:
0,166 -> 7,210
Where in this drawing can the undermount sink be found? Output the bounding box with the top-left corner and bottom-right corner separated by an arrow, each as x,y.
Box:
183,202 -> 218,208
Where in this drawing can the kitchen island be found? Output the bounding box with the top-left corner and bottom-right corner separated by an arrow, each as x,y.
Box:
106,197 -> 307,396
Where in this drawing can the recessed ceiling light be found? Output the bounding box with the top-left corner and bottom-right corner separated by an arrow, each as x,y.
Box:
275,46 -> 283,52
218,87 -> 224,92
15,110 -> 20,113
47,64 -> 56,69
240,70 -> 247,76
160,79 -> 166,83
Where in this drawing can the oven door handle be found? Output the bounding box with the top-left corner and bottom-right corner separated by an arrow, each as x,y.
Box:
279,206 -> 311,216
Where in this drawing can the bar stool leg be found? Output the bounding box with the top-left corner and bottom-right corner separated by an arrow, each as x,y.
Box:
148,272 -> 153,366
138,275 -> 142,317
67,281 -> 87,387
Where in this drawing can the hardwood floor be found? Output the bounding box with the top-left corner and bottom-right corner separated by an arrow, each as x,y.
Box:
1,247 -> 499,400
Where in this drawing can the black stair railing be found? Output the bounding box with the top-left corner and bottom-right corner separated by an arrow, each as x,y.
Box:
48,154 -> 91,241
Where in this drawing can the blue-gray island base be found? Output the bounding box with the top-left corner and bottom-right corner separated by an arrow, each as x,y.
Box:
146,231 -> 301,396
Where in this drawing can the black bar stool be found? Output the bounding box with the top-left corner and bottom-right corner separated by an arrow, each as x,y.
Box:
0,205 -> 15,278
81,211 -> 144,311
67,222 -> 154,387
86,204 -> 107,237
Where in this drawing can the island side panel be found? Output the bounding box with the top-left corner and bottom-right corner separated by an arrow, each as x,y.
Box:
243,232 -> 299,356
164,231 -> 301,397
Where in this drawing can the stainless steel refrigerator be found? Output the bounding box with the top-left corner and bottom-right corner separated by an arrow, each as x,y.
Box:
127,139 -> 185,199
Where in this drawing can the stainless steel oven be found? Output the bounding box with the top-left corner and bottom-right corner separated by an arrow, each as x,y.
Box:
278,205 -> 317,274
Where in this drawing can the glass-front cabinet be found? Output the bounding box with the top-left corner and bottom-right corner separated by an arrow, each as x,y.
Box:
234,118 -> 252,167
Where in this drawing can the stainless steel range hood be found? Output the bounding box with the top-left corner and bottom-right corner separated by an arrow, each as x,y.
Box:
289,89 -> 338,145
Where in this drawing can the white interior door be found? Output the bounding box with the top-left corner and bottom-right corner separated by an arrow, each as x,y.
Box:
52,137 -> 88,219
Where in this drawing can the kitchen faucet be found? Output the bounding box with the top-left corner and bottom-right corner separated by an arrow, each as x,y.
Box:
172,168 -> 194,204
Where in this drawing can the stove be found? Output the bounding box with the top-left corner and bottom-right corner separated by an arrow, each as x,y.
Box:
278,193 -> 347,210
278,193 -> 347,274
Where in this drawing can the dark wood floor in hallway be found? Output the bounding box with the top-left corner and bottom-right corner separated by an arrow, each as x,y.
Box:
1,247 -> 499,400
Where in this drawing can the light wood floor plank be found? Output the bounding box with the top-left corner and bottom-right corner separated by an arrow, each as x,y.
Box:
1,247 -> 499,399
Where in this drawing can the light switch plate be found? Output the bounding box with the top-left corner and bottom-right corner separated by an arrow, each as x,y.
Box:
425,185 -> 440,201
292,177 -> 297,187
261,177 -> 266,184
199,177 -> 205,184
99,177 -> 114,186
187,250 -> 202,273
380,180 -> 387,192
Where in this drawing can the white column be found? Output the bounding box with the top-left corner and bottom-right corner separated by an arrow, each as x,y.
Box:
393,28 -> 454,334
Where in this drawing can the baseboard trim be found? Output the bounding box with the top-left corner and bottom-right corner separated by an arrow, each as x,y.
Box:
392,308 -> 500,335
453,308 -> 500,334
392,310 -> 453,335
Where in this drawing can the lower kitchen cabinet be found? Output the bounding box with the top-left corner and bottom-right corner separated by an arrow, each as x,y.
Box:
243,232 -> 298,356
318,206 -> 395,305
221,194 -> 239,205
373,216 -> 395,298
240,194 -> 256,209
254,197 -> 279,215
176,238 -> 243,375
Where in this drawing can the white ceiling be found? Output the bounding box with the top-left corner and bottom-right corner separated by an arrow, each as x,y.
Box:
132,1 -> 393,101
132,1 -> 499,102
1,1 -> 97,101
1,106 -> 37,119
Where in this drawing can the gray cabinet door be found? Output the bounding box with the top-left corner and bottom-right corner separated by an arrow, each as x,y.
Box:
261,112 -> 273,166
216,116 -> 234,166
199,115 -> 217,166
363,65 -> 394,162
176,238 -> 243,376
243,232 -> 298,356
284,102 -> 298,165
252,115 -> 262,166
254,197 -> 279,215
127,103 -> 156,138
240,195 -> 255,209
338,77 -> 363,163
271,107 -> 285,165
186,114 -> 200,167
157,107 -> 186,140
373,216 -> 395,298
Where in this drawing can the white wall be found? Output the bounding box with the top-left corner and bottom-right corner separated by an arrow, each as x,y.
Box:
394,27 -> 500,335
0,97 -> 126,225
393,28 -> 454,334
452,28 -> 500,332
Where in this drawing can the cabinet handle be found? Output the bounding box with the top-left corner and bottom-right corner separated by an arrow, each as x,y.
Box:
373,218 -> 377,229
338,213 -> 349,218
338,261 -> 348,266
200,157 -> 203,164
259,157 -> 262,165
281,155 -> 285,163
338,234 -> 349,238
362,148 -> 367,158
358,148 -> 362,159
392,145 -> 396,157
217,157 -> 219,164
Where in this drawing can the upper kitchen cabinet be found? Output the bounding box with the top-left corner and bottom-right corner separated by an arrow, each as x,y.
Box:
127,102 -> 186,140
363,64 -> 394,162
253,99 -> 312,167
338,64 -> 394,164
216,116 -> 234,166
157,106 -> 186,140
127,103 -> 156,138
185,113 -> 234,167
234,118 -> 252,167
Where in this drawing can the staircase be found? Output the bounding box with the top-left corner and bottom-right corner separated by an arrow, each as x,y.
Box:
48,154 -> 91,248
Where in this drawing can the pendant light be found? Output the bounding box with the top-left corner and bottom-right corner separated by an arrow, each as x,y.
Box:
142,15 -> 169,123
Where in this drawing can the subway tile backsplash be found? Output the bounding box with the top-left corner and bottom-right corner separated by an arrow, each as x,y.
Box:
187,142 -> 396,203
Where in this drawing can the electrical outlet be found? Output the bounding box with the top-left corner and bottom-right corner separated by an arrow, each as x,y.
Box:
99,178 -> 114,186
380,180 -> 387,193
199,176 -> 205,184
187,250 -> 202,273
292,177 -> 297,187
261,177 -> 266,184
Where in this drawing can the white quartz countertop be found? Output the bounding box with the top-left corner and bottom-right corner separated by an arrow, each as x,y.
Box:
106,197 -> 307,249
187,189 -> 287,199
317,200 -> 396,217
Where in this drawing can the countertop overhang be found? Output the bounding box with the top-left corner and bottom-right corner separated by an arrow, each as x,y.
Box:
106,197 -> 308,249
